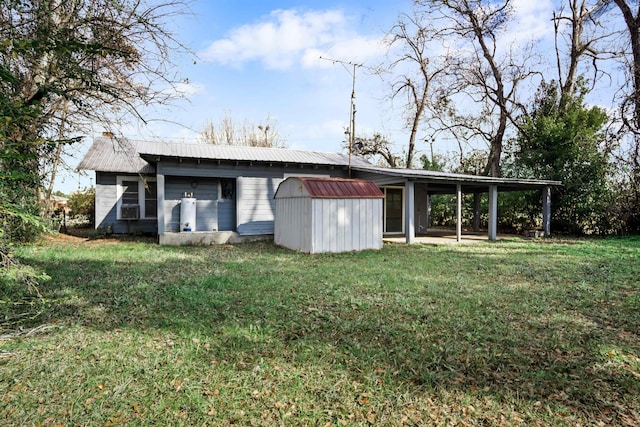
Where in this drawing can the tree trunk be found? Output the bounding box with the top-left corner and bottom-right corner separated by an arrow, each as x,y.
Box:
612,0 -> 640,229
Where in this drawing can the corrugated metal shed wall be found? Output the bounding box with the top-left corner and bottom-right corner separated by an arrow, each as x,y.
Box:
274,197 -> 312,252
274,177 -> 383,254
310,198 -> 382,253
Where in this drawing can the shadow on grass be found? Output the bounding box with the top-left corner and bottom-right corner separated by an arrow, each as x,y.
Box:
18,238 -> 640,425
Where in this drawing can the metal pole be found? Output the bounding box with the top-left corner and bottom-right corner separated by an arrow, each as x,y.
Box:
456,184 -> 462,242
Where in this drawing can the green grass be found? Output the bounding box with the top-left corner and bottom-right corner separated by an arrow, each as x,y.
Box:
1,236 -> 639,426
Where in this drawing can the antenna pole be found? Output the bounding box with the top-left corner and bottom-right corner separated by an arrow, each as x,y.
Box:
319,56 -> 364,176
349,63 -> 357,174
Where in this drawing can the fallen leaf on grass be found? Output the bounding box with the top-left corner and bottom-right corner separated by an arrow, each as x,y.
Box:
357,393 -> 370,405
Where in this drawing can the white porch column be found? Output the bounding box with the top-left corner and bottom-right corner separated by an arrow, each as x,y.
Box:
456,184 -> 462,242
157,173 -> 165,234
542,186 -> 551,236
405,180 -> 415,244
488,184 -> 498,241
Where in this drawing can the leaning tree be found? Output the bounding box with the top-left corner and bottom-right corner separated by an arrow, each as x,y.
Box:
0,0 -> 189,224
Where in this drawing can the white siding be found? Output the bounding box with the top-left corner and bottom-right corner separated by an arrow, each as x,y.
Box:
309,198 -> 382,253
275,198 -> 311,252
95,172 -> 157,234
95,173 -> 116,230
236,177 -> 283,235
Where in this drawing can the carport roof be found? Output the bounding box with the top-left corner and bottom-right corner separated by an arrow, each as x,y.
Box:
352,165 -> 561,192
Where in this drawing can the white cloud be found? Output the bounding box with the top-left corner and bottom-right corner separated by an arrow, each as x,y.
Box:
508,0 -> 556,43
173,81 -> 204,96
159,80 -> 204,98
200,9 -> 385,70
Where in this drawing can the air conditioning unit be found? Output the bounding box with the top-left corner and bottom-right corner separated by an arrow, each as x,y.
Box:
120,204 -> 139,220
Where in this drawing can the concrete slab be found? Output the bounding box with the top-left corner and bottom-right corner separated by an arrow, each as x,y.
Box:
159,231 -> 271,246
384,228 -> 519,245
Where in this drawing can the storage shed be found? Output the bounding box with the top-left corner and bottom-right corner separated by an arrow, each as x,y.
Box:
274,177 -> 384,254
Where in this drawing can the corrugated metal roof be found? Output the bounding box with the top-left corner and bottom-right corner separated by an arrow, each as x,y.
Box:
76,137 -> 155,174
352,165 -> 562,188
137,140 -> 371,167
77,137 -> 372,172
299,177 -> 384,198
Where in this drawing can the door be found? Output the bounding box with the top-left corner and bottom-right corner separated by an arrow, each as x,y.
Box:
384,187 -> 404,233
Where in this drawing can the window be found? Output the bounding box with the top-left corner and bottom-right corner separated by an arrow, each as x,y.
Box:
121,180 -> 139,205
144,181 -> 157,218
220,178 -> 235,200
117,176 -> 157,219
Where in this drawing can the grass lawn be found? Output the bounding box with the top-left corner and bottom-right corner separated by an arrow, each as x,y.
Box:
1,235 -> 639,426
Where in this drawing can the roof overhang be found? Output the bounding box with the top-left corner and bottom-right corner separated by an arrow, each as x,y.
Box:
351,165 -> 561,193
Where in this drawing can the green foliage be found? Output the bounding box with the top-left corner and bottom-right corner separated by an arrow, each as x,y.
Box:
0,0 -> 185,241
419,153 -> 445,171
510,80 -> 611,234
67,188 -> 95,219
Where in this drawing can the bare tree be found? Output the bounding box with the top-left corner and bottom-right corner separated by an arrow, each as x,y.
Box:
386,11 -> 449,168
413,0 -> 540,177
606,0 -> 640,229
351,133 -> 401,168
553,0 -> 614,108
201,114 -> 285,148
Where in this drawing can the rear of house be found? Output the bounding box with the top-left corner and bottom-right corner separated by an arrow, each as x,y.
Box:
77,136 -> 366,240
78,135 -> 561,245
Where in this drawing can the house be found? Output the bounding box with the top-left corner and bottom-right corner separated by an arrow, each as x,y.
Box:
77,135 -> 561,245
39,192 -> 70,214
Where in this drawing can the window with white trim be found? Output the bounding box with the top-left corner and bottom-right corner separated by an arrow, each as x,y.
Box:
117,176 -> 157,219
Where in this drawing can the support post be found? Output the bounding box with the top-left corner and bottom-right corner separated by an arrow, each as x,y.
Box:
456,184 -> 462,242
157,173 -> 165,234
405,180 -> 415,244
473,193 -> 481,232
542,186 -> 551,237
488,185 -> 498,241
426,193 -> 432,228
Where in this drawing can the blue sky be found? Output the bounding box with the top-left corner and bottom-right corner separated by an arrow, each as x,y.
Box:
61,0 -> 592,193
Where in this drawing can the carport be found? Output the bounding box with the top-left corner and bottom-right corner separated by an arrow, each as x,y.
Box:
351,165 -> 562,243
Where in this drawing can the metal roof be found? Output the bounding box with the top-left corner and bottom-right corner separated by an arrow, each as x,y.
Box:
352,165 -> 561,190
274,177 -> 384,199
76,137 -> 561,192
300,177 -> 384,198
136,140 -> 371,167
78,137 -> 371,172
76,137 -> 155,174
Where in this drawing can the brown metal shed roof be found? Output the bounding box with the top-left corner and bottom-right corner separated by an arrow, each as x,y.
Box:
298,177 -> 384,199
